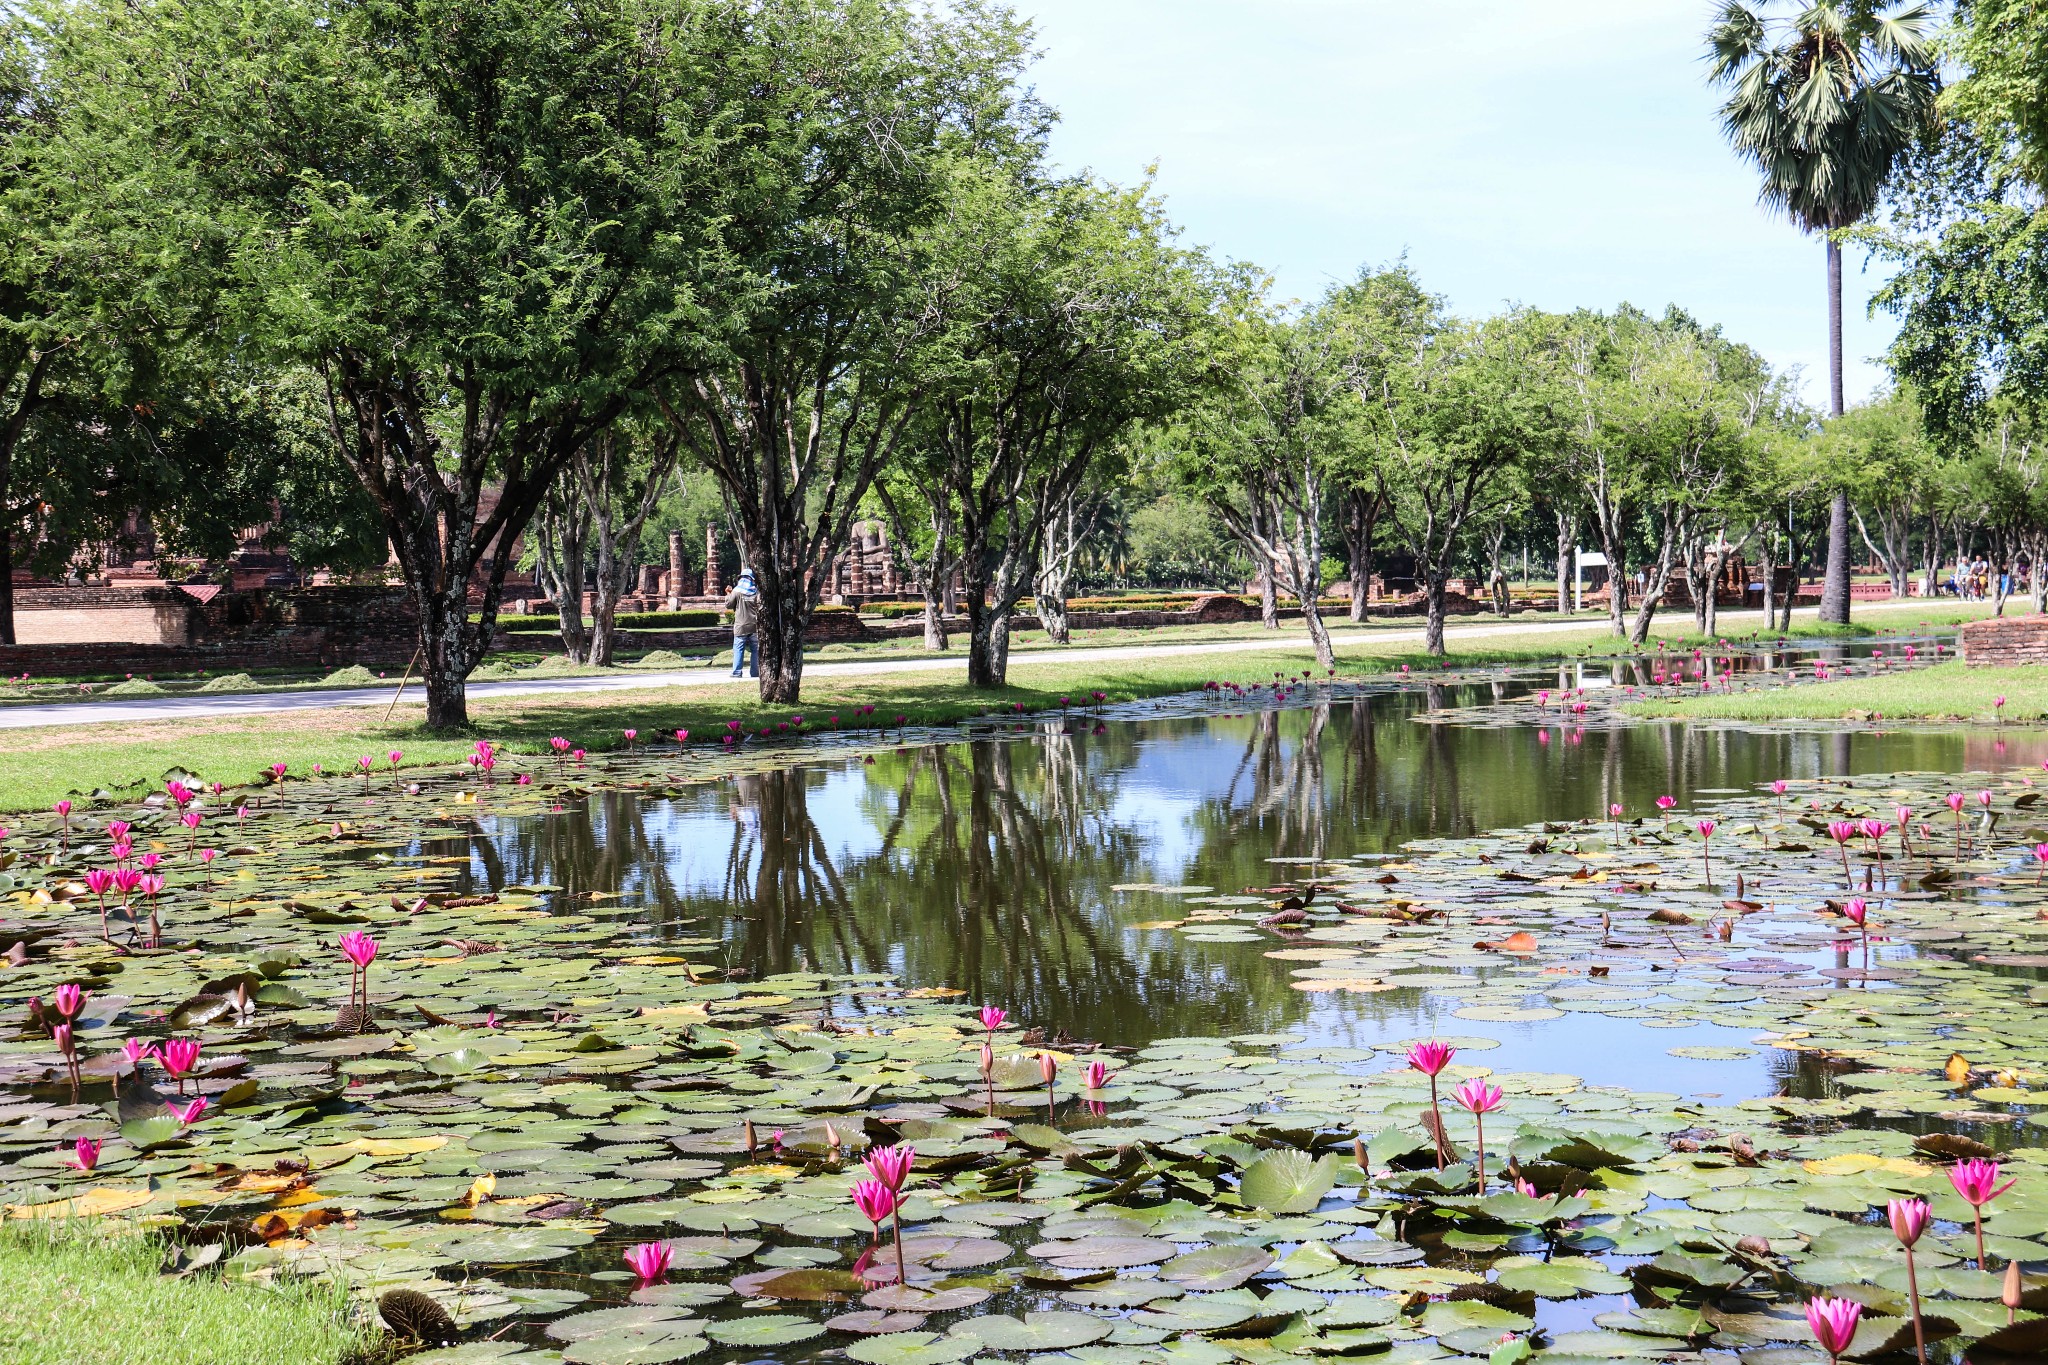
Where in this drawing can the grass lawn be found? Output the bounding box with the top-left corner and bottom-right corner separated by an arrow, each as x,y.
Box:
0,1225 -> 366,1365
1621,659 -> 2047,724
0,602 -> 1989,813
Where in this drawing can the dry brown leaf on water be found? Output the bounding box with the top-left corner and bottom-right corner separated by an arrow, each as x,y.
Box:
1474,931 -> 1538,954
1947,1052 -> 1974,1084
1647,909 -> 1694,925
250,1207 -> 345,1242
5,1187 -> 155,1219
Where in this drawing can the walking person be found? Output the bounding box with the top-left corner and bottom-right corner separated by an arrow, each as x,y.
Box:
725,568 -> 760,679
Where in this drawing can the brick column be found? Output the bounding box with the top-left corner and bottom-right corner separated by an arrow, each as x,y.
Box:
703,525 -> 723,597
667,530 -> 684,609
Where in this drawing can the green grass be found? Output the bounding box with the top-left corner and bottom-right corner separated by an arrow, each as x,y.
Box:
1622,659 -> 2047,724
0,628 -> 1601,811
0,1224 -> 367,1365
0,600 -> 1989,813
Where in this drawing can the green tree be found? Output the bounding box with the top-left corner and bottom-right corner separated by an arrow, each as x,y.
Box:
1822,389 -> 1939,596
904,163 -> 1213,686
1705,0 -> 1939,624
1328,269 -> 1559,655
656,3 -> 1041,704
1179,274 -> 1347,667
51,0 -> 757,727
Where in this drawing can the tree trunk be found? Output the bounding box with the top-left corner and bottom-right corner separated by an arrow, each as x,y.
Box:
420,588 -> 472,731
1343,489 -> 1379,624
0,519 -> 12,647
1627,520 -> 1682,646
1485,526 -> 1509,615
1816,237 -> 1852,625
1258,559 -> 1278,629
756,584 -> 807,703
1423,574 -> 1448,656
921,579 -> 949,651
1758,534 -> 1776,634
1553,512 -> 1573,615
967,601 -> 1010,687
537,485 -> 591,663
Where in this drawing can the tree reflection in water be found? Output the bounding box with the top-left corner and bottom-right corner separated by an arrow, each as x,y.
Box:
432,691 -> 2015,1051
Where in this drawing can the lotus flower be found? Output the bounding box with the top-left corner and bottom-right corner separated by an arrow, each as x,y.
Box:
1952,1158 -> 2016,1209
1842,897 -> 1867,927
864,1143 -> 915,1191
1952,1158 -> 2017,1269
1655,795 -> 1675,812
1947,792 -> 1966,814
1888,1196 -> 1928,1247
1408,1042 -> 1455,1169
979,1006 -> 1007,1033
623,1241 -> 671,1283
83,868 -> 116,940
339,931 -> 377,968
53,983 -> 83,1020
1890,1196 -> 1932,1360
1452,1078 -> 1504,1114
1083,1061 -> 1110,1090
1771,780 -> 1788,796
851,1178 -> 898,1229
66,1136 -> 100,1172
1805,1295 -> 1861,1362
160,1037 -> 201,1091
389,750 -> 403,767
1453,1077 -> 1504,1189
168,1096 -> 208,1127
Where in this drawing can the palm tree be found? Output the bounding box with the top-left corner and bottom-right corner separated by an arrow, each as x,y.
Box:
1705,1 -> 1938,623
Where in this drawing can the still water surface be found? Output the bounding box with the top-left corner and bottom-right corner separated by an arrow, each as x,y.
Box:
438,650 -> 2048,1107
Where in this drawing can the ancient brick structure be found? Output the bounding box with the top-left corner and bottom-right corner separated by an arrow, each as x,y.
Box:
1961,613 -> 2048,666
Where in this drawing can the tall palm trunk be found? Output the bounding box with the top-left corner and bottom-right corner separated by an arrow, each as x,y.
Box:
1818,236 -> 1852,625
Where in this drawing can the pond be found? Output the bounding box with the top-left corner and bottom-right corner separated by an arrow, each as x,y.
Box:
8,639 -> 2048,1364
437,656 -> 2048,1105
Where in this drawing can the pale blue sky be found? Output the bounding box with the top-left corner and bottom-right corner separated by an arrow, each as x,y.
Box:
1014,0 -> 1897,408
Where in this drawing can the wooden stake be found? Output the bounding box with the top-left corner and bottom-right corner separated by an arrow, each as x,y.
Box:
382,649 -> 420,722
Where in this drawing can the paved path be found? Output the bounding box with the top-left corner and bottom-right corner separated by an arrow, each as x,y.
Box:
0,599 -> 1953,730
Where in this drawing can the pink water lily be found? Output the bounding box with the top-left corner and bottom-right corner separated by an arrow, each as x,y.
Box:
66,1136 -> 100,1173
339,931 -> 378,1030
168,1096 -> 208,1127
1805,1295 -> 1861,1363
979,1005 -> 1007,1033
53,983 -> 83,1020
864,1144 -> 915,1192
1951,1158 -> 2017,1269
850,1178 -> 908,1285
623,1241 -> 671,1283
1452,1077 -> 1504,1189
84,868 -> 115,940
1408,1041 -> 1455,1169
160,1037 -> 201,1093
1083,1061 -> 1110,1090
1889,1196 -> 1932,1363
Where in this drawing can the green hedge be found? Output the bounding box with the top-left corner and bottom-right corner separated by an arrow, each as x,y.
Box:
619,610 -> 720,628
498,610 -> 722,633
